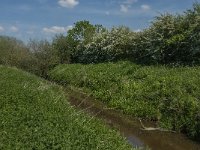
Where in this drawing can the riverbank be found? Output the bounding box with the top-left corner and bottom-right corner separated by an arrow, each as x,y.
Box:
49,61 -> 200,141
63,86 -> 200,150
0,66 -> 134,150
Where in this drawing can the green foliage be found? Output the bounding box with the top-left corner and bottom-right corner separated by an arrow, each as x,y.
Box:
66,20 -> 97,63
51,3 -> 200,65
0,36 -> 59,78
28,39 -> 59,77
52,21 -> 105,64
49,61 -> 200,140
52,35 -> 71,64
77,26 -> 135,63
0,66 -> 134,150
67,20 -> 96,45
134,3 -> 200,64
0,36 -> 32,69
2,3 -> 199,68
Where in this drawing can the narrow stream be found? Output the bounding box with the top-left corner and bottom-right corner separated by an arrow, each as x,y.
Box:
66,88 -> 200,150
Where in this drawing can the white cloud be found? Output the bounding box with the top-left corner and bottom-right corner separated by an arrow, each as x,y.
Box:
105,11 -> 110,15
10,26 -> 19,32
124,0 -> 138,5
18,5 -> 32,11
120,5 -> 129,13
43,26 -> 73,34
120,0 -> 138,13
134,29 -> 141,32
141,4 -> 151,11
26,31 -> 34,34
58,0 -> 79,8
0,26 -> 4,32
38,0 -> 48,4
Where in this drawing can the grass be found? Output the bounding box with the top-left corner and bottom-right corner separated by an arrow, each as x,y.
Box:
0,65 -> 134,150
49,61 -> 200,141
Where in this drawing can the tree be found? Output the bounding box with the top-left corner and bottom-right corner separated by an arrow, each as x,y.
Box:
28,39 -> 59,77
52,34 -> 71,64
0,36 -> 31,68
66,20 -> 96,62
67,20 -> 96,44
75,26 -> 136,64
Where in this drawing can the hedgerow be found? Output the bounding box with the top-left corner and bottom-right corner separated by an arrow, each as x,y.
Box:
51,3 -> 200,65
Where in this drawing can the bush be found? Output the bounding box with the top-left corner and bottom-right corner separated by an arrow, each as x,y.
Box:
28,39 -> 59,77
77,26 -> 136,63
134,3 -> 200,65
0,36 -> 59,78
0,36 -> 32,68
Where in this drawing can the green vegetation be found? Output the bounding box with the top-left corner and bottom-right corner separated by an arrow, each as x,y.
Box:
51,3 -> 200,65
0,66 -> 133,149
49,61 -> 200,140
0,36 -> 32,70
1,3 -> 200,77
0,2 -> 200,147
0,37 -> 59,77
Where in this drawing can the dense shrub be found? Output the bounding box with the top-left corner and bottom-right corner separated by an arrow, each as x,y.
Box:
0,36 -> 59,77
53,25 -> 136,64
0,36 -> 32,69
133,3 -> 200,64
76,26 -> 135,63
52,3 -> 200,65
52,34 -> 71,64
51,21 -> 105,64
28,40 -> 59,77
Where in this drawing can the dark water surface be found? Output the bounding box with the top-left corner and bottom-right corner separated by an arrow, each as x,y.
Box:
66,88 -> 200,150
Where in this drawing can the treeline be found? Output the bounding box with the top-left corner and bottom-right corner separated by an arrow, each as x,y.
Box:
0,3 -> 200,76
53,2 -> 200,65
0,36 -> 58,77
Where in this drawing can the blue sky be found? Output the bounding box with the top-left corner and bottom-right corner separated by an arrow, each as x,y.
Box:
0,0 -> 199,42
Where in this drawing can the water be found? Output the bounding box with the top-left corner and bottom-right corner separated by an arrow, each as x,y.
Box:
67,88 -> 200,150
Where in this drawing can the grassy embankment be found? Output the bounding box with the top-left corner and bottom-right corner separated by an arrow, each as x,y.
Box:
0,65 -> 134,150
49,61 -> 200,141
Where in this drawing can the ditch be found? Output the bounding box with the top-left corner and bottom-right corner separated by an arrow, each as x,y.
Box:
65,87 -> 200,150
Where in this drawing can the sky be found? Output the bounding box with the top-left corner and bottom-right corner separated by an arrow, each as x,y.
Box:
0,0 -> 199,42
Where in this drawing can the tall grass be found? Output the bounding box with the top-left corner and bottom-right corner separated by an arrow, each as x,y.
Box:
49,61 -> 200,140
0,66 -> 133,150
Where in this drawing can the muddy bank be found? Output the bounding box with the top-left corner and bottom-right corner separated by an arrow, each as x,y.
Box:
65,88 -> 200,150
